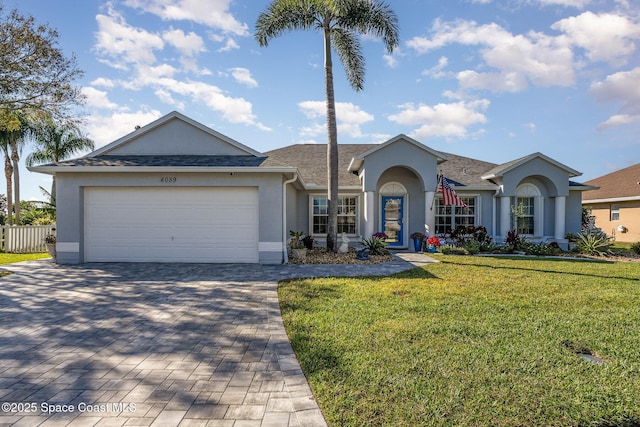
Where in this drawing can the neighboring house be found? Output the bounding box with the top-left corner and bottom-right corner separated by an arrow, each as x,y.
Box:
582,163 -> 640,243
29,111 -> 593,264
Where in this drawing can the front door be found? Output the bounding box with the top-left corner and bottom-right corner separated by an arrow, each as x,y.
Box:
382,196 -> 404,247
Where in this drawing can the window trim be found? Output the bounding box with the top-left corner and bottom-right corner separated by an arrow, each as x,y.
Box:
610,204 -> 620,221
309,194 -> 359,237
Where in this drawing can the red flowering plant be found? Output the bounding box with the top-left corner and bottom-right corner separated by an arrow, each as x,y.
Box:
426,236 -> 441,247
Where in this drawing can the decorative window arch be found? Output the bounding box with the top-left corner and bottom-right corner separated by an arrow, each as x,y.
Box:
515,183 -> 543,237
380,182 -> 407,196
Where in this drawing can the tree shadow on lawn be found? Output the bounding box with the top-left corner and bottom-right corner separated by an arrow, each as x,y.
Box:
438,257 -> 639,282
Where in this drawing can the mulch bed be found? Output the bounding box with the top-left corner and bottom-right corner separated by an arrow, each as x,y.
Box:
288,247 -> 393,264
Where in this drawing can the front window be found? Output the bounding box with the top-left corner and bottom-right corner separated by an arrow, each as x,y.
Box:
516,197 -> 535,235
312,196 -> 357,234
434,196 -> 476,235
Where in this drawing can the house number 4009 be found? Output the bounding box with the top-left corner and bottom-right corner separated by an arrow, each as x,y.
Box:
160,177 -> 177,183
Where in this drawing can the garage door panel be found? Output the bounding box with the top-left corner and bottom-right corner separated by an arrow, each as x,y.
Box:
85,187 -> 259,263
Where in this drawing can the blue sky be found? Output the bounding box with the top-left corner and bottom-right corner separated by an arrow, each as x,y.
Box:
5,0 -> 640,201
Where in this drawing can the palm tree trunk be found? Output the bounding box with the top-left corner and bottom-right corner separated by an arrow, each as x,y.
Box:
324,27 -> 339,253
4,154 -> 13,226
51,175 -> 56,205
10,141 -> 20,225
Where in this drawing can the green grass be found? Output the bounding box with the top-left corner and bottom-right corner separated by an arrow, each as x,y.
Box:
279,256 -> 640,426
0,252 -> 49,267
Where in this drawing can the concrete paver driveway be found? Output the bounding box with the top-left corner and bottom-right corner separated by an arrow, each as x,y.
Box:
0,258 -> 419,426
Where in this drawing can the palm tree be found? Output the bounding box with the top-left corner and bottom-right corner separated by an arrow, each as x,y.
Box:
26,118 -> 94,203
0,132 -> 14,225
256,0 -> 399,252
0,114 -> 29,225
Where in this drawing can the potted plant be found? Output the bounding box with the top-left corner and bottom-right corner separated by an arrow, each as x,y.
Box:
426,236 -> 441,253
410,232 -> 425,252
289,230 -> 307,260
44,233 -> 56,258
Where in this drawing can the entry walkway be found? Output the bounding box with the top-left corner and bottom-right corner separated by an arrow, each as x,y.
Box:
0,254 -> 436,426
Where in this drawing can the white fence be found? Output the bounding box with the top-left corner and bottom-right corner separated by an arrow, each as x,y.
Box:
1,225 -> 56,253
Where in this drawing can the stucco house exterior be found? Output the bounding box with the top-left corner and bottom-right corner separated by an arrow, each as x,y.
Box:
30,111 -> 592,264
582,163 -> 640,243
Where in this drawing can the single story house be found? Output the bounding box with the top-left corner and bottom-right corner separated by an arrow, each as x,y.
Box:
582,163 -> 640,243
30,111 -> 592,264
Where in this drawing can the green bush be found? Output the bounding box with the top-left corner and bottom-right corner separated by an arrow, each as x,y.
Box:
577,231 -> 611,256
362,236 -> 389,256
521,241 -> 560,256
631,241 -> 640,255
462,240 -> 481,255
440,245 -> 469,255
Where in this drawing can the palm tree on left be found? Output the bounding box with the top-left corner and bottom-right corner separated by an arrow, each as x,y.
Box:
0,112 -> 29,225
26,117 -> 94,203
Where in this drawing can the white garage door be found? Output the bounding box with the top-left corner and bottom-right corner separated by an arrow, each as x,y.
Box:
85,187 -> 259,263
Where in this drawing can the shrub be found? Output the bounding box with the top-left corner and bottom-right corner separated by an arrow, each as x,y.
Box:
577,231 -> 611,256
462,240 -> 481,255
440,245 -> 469,255
521,241 -> 559,256
450,225 -> 492,246
372,232 -> 388,240
362,236 -> 389,256
630,241 -> 640,255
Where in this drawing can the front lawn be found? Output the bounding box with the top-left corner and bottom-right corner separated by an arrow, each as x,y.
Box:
279,256 -> 640,426
0,252 -> 50,265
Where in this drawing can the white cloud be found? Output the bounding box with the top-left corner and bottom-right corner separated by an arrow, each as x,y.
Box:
552,12 -> 640,63
534,0 -> 591,7
383,53 -> 399,68
85,110 -> 163,148
123,0 -> 248,36
387,100 -> 490,139
228,68 -> 258,88
591,67 -> 640,128
152,79 -> 269,130
90,77 -> 117,88
163,28 -> 206,57
81,87 -> 118,110
422,56 -> 449,78
298,101 -> 374,138
217,38 -> 240,52
523,122 -> 537,133
407,19 -> 575,92
154,89 -> 185,109
94,8 -> 164,67
597,114 -> 640,130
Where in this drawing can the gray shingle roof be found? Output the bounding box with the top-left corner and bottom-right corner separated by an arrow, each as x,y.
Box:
264,144 -> 499,188
264,144 -> 374,187
50,155 -> 269,168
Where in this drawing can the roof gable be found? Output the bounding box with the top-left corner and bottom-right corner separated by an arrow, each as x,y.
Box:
89,111 -> 265,158
348,134 -> 447,172
481,152 -> 581,180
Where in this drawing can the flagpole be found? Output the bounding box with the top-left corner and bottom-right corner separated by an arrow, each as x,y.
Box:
430,171 -> 441,211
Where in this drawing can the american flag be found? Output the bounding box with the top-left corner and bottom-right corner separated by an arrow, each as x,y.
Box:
439,174 -> 468,207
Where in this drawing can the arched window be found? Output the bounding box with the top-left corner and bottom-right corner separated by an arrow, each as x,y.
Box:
515,184 -> 542,236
